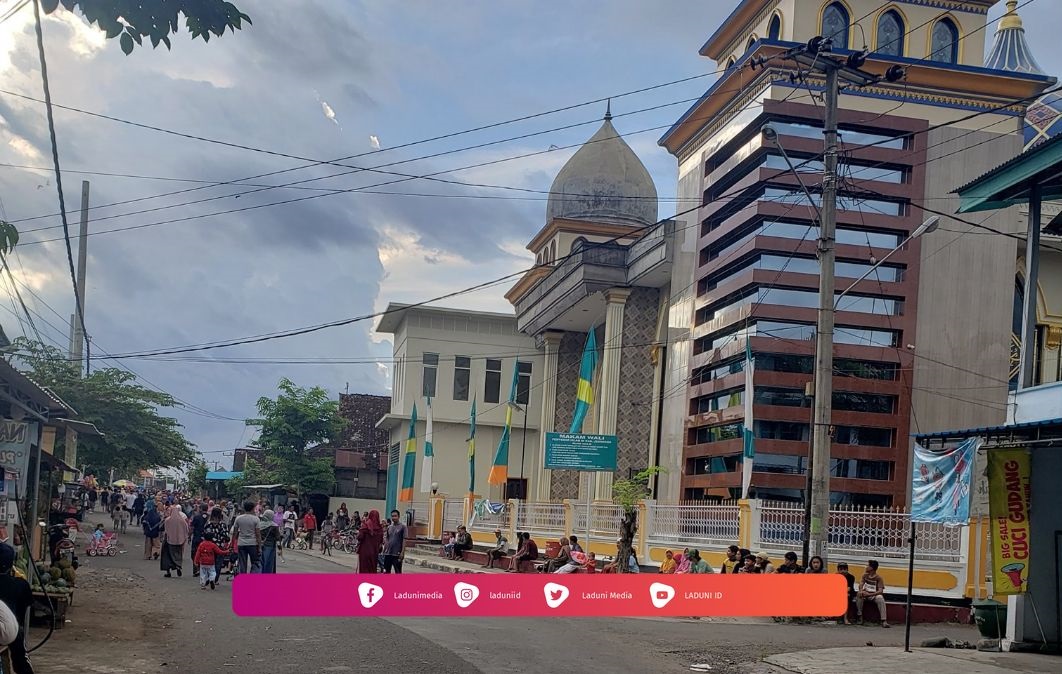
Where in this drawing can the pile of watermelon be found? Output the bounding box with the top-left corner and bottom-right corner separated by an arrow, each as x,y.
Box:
31,559 -> 75,595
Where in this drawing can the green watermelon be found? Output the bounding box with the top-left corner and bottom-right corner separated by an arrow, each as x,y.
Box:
54,579 -> 67,588
47,566 -> 61,580
40,573 -> 51,584
62,568 -> 76,585
57,559 -> 72,570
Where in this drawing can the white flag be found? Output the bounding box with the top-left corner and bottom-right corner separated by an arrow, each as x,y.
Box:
420,397 -> 434,493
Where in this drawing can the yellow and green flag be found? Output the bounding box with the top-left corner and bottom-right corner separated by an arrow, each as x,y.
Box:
398,402 -> 418,502
467,399 -> 477,497
569,329 -> 598,433
488,363 -> 520,485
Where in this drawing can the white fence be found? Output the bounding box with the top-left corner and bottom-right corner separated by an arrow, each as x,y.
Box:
409,500 -> 431,525
758,502 -> 964,563
514,502 -> 566,537
644,502 -> 740,550
441,499 -> 465,532
570,502 -> 623,541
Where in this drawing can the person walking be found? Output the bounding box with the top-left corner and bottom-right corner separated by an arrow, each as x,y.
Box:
132,492 -> 145,526
189,504 -> 209,576
258,510 -> 280,573
142,501 -> 162,560
160,505 -> 189,578
282,505 -> 297,548
302,509 -> 317,550
319,513 -> 335,555
203,507 -> 231,579
336,503 -> 350,531
231,501 -> 262,575
356,510 -> 383,574
382,509 -> 407,574
193,534 -> 225,590
87,487 -> 97,513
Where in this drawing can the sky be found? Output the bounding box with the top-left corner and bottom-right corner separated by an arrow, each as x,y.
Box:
0,1 -> 1059,468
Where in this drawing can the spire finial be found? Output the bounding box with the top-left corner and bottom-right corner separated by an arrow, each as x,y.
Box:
1000,0 -> 1023,30
604,99 -> 612,121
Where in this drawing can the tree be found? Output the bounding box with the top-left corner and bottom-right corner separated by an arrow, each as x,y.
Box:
41,0 -> 251,54
247,378 -> 345,497
12,338 -> 195,474
224,456 -> 272,498
184,458 -> 209,496
612,467 -> 665,573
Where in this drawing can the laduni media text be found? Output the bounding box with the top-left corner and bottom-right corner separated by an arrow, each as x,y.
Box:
233,574 -> 846,618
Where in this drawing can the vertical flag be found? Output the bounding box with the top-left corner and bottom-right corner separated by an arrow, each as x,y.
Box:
398,402 -> 418,503
488,363 -> 520,485
569,329 -> 598,433
420,397 -> 434,493
467,399 -> 477,497
988,448 -> 1031,594
740,341 -> 755,499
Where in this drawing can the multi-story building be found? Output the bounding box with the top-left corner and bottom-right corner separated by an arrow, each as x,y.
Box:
657,1 -> 1054,505
376,304 -> 542,511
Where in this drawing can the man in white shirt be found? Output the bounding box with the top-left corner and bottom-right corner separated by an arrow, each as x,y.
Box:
282,506 -> 297,548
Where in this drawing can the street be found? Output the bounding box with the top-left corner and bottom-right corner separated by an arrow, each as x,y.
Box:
27,516 -> 981,674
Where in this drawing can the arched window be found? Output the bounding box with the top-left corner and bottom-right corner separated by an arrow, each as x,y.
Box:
725,56 -> 736,70
930,18 -> 959,63
876,10 -> 904,56
550,240 -> 557,264
536,253 -> 542,266
768,13 -> 781,40
746,35 -> 757,52
821,2 -> 850,50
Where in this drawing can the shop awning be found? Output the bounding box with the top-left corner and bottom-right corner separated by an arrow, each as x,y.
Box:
914,417 -> 1062,444
955,134 -> 1062,213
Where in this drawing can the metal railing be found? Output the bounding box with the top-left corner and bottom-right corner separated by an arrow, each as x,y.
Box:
408,500 -> 431,526
758,502 -> 964,562
514,501 -> 566,537
644,501 -> 740,549
570,502 -> 623,539
441,499 -> 465,532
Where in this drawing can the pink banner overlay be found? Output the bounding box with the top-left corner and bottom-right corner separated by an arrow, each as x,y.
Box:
232,574 -> 847,618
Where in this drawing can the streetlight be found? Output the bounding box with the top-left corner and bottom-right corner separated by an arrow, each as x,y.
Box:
835,216 -> 939,307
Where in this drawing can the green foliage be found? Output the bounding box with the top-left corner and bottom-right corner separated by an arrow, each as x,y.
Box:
612,466 -> 665,574
0,221 -> 18,257
246,378 -> 345,496
13,338 -> 195,473
224,456 -> 272,494
184,458 -> 209,496
40,0 -> 251,54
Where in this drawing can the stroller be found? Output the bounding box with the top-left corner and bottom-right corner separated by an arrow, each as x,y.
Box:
87,531 -> 118,557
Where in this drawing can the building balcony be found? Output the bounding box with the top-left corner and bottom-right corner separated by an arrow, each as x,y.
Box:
1007,380 -> 1062,425
511,221 -> 674,336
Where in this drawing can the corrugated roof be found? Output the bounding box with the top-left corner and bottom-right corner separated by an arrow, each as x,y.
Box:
954,131 -> 1062,195
206,471 -> 241,481
914,417 -> 1062,440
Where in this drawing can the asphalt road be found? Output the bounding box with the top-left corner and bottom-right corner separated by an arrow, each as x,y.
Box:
28,519 -> 981,674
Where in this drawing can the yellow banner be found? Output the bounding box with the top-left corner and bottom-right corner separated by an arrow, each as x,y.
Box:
987,449 -> 1031,595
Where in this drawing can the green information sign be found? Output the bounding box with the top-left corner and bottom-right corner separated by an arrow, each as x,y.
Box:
544,433 -> 618,471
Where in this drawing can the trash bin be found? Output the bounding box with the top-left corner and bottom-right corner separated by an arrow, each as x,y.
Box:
972,599 -> 1007,639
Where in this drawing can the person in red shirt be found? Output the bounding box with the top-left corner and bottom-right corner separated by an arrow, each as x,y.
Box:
193,533 -> 225,590
303,509 -> 318,549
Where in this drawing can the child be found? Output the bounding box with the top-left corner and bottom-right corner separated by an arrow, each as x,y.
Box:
319,513 -> 335,555
110,503 -> 121,531
193,533 -> 224,590
118,505 -> 131,534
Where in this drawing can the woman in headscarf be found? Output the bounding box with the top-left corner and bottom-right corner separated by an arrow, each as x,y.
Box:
659,550 -> 677,574
203,507 -> 231,579
336,503 -> 350,530
675,547 -> 693,574
258,509 -> 280,573
160,505 -> 189,577
141,500 -> 162,560
356,510 -> 384,574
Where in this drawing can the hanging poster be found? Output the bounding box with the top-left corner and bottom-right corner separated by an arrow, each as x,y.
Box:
0,420 -> 35,500
911,437 -> 979,524
987,448 -> 1031,595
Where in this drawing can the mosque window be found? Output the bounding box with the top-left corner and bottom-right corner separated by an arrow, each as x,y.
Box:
821,3 -> 850,50
768,14 -> 781,41
930,18 -> 959,64
747,35 -> 757,52
876,9 -> 904,56
725,56 -> 736,70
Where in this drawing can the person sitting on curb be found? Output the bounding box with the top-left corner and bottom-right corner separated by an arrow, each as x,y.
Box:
542,537 -> 572,573
837,562 -> 857,624
555,549 -> 588,574
446,526 -> 472,560
484,529 -> 508,569
856,559 -> 890,627
687,549 -> 714,574
776,551 -> 803,574
754,552 -> 774,574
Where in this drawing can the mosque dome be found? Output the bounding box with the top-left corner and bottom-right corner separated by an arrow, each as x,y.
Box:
984,1 -> 1061,150
545,107 -> 658,227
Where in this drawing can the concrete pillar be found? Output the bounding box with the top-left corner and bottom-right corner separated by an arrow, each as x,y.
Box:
595,288 -> 631,500
534,332 -> 563,502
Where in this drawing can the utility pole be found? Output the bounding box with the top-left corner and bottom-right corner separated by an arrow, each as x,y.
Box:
786,38 -> 898,565
69,180 -> 89,375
